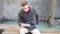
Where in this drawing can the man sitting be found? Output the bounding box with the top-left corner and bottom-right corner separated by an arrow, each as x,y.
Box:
18,1 -> 41,34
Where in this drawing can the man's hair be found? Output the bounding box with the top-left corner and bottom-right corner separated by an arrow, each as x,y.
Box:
21,1 -> 28,6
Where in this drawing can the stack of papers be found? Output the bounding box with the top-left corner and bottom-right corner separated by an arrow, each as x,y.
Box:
21,23 -> 31,27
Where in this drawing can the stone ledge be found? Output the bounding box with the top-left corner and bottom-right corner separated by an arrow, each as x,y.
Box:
0,24 -> 60,34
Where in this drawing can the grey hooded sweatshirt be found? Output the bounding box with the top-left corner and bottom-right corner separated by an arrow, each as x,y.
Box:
18,7 -> 40,30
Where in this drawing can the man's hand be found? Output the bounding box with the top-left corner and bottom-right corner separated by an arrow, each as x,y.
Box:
35,25 -> 38,27
34,24 -> 38,27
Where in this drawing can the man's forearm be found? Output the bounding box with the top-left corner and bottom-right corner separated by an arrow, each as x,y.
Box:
36,15 -> 40,24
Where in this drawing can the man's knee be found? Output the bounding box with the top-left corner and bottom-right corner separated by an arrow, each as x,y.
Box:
31,28 -> 41,34
20,28 -> 29,33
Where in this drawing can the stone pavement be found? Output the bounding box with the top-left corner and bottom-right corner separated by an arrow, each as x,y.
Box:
0,24 -> 60,34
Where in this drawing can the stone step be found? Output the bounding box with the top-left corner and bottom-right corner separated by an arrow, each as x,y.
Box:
0,24 -> 20,32
3,30 -> 60,33
2,32 -> 19,34
0,24 -> 60,34
2,32 -> 60,34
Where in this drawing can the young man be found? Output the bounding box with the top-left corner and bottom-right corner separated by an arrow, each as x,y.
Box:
18,1 -> 41,34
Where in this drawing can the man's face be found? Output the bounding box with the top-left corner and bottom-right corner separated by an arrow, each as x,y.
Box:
21,5 -> 29,12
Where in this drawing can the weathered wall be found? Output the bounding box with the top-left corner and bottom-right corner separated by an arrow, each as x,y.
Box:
0,0 -> 4,18
0,0 -> 52,20
55,0 -> 60,18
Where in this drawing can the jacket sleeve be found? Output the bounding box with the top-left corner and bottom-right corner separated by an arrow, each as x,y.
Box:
17,11 -> 23,27
33,9 -> 40,24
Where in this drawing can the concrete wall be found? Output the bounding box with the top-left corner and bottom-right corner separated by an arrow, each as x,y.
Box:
0,0 -> 4,18
0,0 -> 52,20
55,0 -> 60,18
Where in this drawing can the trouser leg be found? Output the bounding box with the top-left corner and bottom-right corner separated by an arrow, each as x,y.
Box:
20,28 -> 29,34
31,28 -> 41,34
